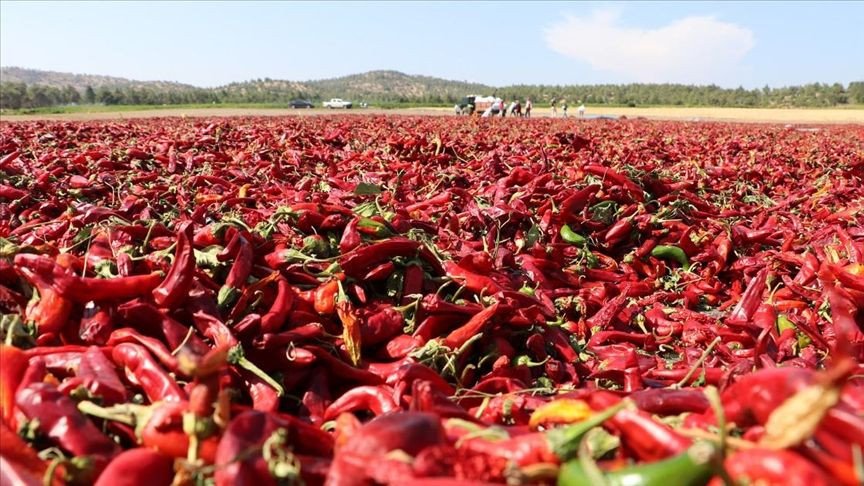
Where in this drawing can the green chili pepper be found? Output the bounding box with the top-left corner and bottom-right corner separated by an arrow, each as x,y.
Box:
560,225 -> 587,245
546,401 -> 629,461
302,235 -> 330,258
357,217 -> 391,237
557,442 -> 718,486
777,314 -> 812,349
650,245 -> 691,271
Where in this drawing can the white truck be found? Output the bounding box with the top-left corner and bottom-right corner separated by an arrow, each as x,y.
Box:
322,98 -> 353,109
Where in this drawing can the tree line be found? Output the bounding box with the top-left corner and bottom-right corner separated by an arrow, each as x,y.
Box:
2,80 -> 863,110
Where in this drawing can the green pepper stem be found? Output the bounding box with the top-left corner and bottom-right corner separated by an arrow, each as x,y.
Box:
229,345 -> 284,396
76,400 -> 141,426
577,434 -> 609,486
674,336 -> 722,389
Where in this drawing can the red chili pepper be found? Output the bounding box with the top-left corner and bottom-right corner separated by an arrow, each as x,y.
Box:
794,252 -> 820,285
193,222 -> 225,247
401,263 -> 425,304
442,301 -> 500,349
583,165 -> 644,202
829,263 -> 864,292
604,218 -> 634,246
327,412 -> 446,485
240,368 -> 281,413
323,385 -> 398,421
717,366 -> 816,427
340,238 -> 424,278
358,305 -> 405,346
340,217 -> 363,253
0,183 -> 28,200
16,382 -> 120,458
751,302 -> 778,334
629,388 -> 709,415
259,277 -> 295,333
588,393 -> 692,461
0,344 -> 28,425
444,261 -> 503,295
723,448 -> 832,486
586,284 -> 631,330
116,299 -> 209,355
217,234 -> 253,307
727,266 -> 769,327
460,432 -> 559,467
821,275 -> 864,353
112,343 -> 187,403
306,346 -> 384,385
14,253 -> 162,302
215,410 -> 334,485
152,221 -> 195,309
61,346 -> 127,404
135,400 -> 219,462
107,329 -> 181,373
559,184 -> 601,223
16,263 -> 73,335
93,448 -> 175,486
79,303 -> 114,345
0,420 -> 57,485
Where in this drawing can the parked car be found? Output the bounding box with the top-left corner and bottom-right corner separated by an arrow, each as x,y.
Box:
288,99 -> 314,109
323,98 -> 353,109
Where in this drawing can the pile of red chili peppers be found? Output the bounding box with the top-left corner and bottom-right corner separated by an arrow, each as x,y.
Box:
0,116 -> 862,485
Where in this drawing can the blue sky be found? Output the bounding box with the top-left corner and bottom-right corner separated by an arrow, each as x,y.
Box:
1,1 -> 862,88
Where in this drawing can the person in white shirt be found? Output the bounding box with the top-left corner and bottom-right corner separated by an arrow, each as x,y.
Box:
578,104 -> 586,117
524,98 -> 532,118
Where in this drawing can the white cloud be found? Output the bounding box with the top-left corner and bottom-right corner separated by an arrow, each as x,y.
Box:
544,10 -> 754,84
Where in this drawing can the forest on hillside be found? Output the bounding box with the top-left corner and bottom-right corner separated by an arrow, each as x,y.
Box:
2,67 -> 862,109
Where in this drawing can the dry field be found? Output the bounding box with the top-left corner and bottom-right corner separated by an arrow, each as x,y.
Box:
1,105 -> 862,124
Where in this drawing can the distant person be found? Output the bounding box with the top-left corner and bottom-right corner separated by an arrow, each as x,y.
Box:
524,98 -> 532,118
512,100 -> 522,117
483,99 -> 499,117
454,104 -> 463,115
507,100 -> 517,116
561,99 -> 568,118
550,98 -> 558,117
500,99 -> 506,117
578,103 -> 586,117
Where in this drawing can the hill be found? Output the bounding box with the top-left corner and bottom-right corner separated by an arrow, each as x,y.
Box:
306,70 -> 491,102
0,66 -> 197,91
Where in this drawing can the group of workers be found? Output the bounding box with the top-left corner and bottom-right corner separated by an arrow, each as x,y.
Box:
550,98 -> 587,117
463,97 -> 587,118
480,98 -> 533,118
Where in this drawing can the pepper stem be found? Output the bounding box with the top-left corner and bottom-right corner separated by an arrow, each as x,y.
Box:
183,412 -> 200,463
673,336 -> 722,389
43,458 -> 62,486
76,400 -> 142,426
228,345 -> 284,396
577,434 -> 609,486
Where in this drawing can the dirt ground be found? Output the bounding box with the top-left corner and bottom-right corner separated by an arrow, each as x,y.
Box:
2,106 -> 862,124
